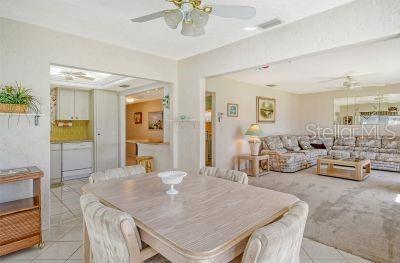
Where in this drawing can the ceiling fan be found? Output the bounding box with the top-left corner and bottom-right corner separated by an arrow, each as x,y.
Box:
56,71 -> 95,81
130,0 -> 256,37
319,74 -> 386,91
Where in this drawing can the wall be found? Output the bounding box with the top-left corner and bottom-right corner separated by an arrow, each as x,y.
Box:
299,84 -> 400,136
0,17 -> 177,229
126,100 -> 164,141
177,0 -> 400,171
206,77 -> 301,169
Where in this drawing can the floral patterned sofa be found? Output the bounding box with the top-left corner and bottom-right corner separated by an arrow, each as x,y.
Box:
260,135 -> 400,173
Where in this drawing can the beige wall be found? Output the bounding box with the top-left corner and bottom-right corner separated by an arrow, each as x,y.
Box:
206,77 -> 301,169
126,100 -> 164,141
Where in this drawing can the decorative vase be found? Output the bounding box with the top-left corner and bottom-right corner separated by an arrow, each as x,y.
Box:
0,103 -> 28,114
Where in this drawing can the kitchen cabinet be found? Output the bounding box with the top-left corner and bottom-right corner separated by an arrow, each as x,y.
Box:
74,89 -> 90,120
56,88 -> 90,120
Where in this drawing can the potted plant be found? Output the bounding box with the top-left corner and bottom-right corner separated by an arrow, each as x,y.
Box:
0,84 -> 40,114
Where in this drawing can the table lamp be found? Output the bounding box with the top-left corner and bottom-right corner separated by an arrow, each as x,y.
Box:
245,124 -> 264,156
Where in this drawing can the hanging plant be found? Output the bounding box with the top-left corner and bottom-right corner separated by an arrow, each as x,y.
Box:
0,83 -> 40,114
162,94 -> 170,109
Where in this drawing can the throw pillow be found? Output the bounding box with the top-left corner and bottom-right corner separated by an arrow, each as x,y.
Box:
311,143 -> 326,149
299,140 -> 314,150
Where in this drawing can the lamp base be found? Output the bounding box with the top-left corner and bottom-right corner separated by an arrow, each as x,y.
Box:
248,137 -> 261,156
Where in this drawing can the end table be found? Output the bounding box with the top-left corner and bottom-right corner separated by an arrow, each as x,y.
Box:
236,154 -> 270,177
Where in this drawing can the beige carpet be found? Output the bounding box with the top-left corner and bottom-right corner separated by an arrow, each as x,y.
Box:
249,167 -> 400,263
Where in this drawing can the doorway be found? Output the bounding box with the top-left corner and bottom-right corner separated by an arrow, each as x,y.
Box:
205,92 -> 215,166
125,87 -> 165,166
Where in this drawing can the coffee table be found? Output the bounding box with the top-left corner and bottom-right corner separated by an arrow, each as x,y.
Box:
317,157 -> 371,181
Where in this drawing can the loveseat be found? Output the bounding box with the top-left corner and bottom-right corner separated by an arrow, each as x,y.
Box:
260,135 -> 400,173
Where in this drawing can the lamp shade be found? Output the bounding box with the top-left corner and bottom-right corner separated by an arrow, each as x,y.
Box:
164,9 -> 183,29
245,124 -> 264,137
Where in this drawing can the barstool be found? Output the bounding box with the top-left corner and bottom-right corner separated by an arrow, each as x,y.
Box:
136,156 -> 154,173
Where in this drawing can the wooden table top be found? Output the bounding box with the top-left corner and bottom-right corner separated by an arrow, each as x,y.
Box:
82,173 -> 298,258
318,157 -> 370,166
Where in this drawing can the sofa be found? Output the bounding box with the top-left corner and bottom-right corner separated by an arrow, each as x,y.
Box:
259,135 -> 400,173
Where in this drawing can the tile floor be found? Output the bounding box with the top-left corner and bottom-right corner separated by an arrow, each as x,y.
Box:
0,178 -> 373,263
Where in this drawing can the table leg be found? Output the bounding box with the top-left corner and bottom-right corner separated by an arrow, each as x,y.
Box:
366,163 -> 371,174
355,164 -> 362,181
83,219 -> 91,263
252,160 -> 259,177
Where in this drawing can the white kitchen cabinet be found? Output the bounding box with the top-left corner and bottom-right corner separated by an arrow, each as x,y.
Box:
57,88 -> 75,120
56,88 -> 90,120
50,143 -> 62,183
74,89 -> 90,120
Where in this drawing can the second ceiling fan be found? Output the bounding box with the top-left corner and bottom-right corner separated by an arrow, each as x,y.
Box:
131,0 -> 256,37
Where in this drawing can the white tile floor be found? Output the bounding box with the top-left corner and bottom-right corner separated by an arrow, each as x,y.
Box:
0,178 -> 373,263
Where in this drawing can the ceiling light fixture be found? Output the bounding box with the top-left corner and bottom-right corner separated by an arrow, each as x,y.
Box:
131,0 -> 256,37
126,98 -> 135,103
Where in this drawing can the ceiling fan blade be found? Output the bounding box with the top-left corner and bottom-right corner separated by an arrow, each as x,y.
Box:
210,5 -> 256,20
76,76 -> 95,81
131,11 -> 166,23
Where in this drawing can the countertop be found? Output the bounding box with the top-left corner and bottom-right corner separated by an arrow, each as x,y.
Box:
51,139 -> 94,144
126,139 -> 170,146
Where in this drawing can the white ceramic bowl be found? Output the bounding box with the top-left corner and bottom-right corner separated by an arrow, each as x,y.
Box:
158,171 -> 187,195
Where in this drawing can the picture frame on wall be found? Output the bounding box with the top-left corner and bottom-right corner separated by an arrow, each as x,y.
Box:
227,103 -> 239,117
134,112 -> 142,124
257,97 -> 276,123
148,111 -> 163,130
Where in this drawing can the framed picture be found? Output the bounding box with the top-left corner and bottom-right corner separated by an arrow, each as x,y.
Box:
257,97 -> 276,123
134,112 -> 142,124
148,111 -> 163,130
227,103 -> 238,117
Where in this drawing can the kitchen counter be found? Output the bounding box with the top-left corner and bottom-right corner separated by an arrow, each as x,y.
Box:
51,139 -> 94,144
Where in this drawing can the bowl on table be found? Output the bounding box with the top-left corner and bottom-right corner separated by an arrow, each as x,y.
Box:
158,171 -> 187,195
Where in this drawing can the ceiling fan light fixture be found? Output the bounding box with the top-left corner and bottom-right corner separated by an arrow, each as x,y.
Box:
191,8 -> 209,27
181,20 -> 205,36
164,9 -> 183,29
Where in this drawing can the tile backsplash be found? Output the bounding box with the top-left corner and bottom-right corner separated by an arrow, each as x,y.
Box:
51,120 -> 91,141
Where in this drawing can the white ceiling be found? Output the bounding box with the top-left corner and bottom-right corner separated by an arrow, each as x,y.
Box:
50,65 -> 160,91
224,37 -> 400,94
0,0 -> 354,59
126,88 -> 164,104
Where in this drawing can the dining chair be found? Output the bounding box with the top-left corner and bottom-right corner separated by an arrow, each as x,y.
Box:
199,166 -> 248,184
80,194 -> 158,263
89,165 -> 146,183
242,201 -> 309,263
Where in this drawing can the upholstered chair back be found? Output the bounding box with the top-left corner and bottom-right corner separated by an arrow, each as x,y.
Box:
89,165 -> 146,183
80,194 -> 142,263
242,201 -> 309,263
199,167 -> 248,185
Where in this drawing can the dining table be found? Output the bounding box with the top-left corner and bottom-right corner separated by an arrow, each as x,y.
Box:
81,172 -> 299,263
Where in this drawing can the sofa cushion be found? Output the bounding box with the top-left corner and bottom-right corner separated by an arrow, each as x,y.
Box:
354,147 -> 380,153
332,146 -> 355,151
351,151 -> 378,160
379,148 -> 400,154
381,136 -> 400,149
300,149 -> 327,160
334,137 -> 356,147
376,153 -> 400,163
299,140 -> 313,150
280,135 -> 301,152
309,136 -> 334,149
356,136 -> 382,148
262,136 -> 287,152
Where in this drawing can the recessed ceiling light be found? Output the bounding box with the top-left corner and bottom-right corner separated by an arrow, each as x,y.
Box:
126,98 -> 135,103
244,26 -> 257,31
